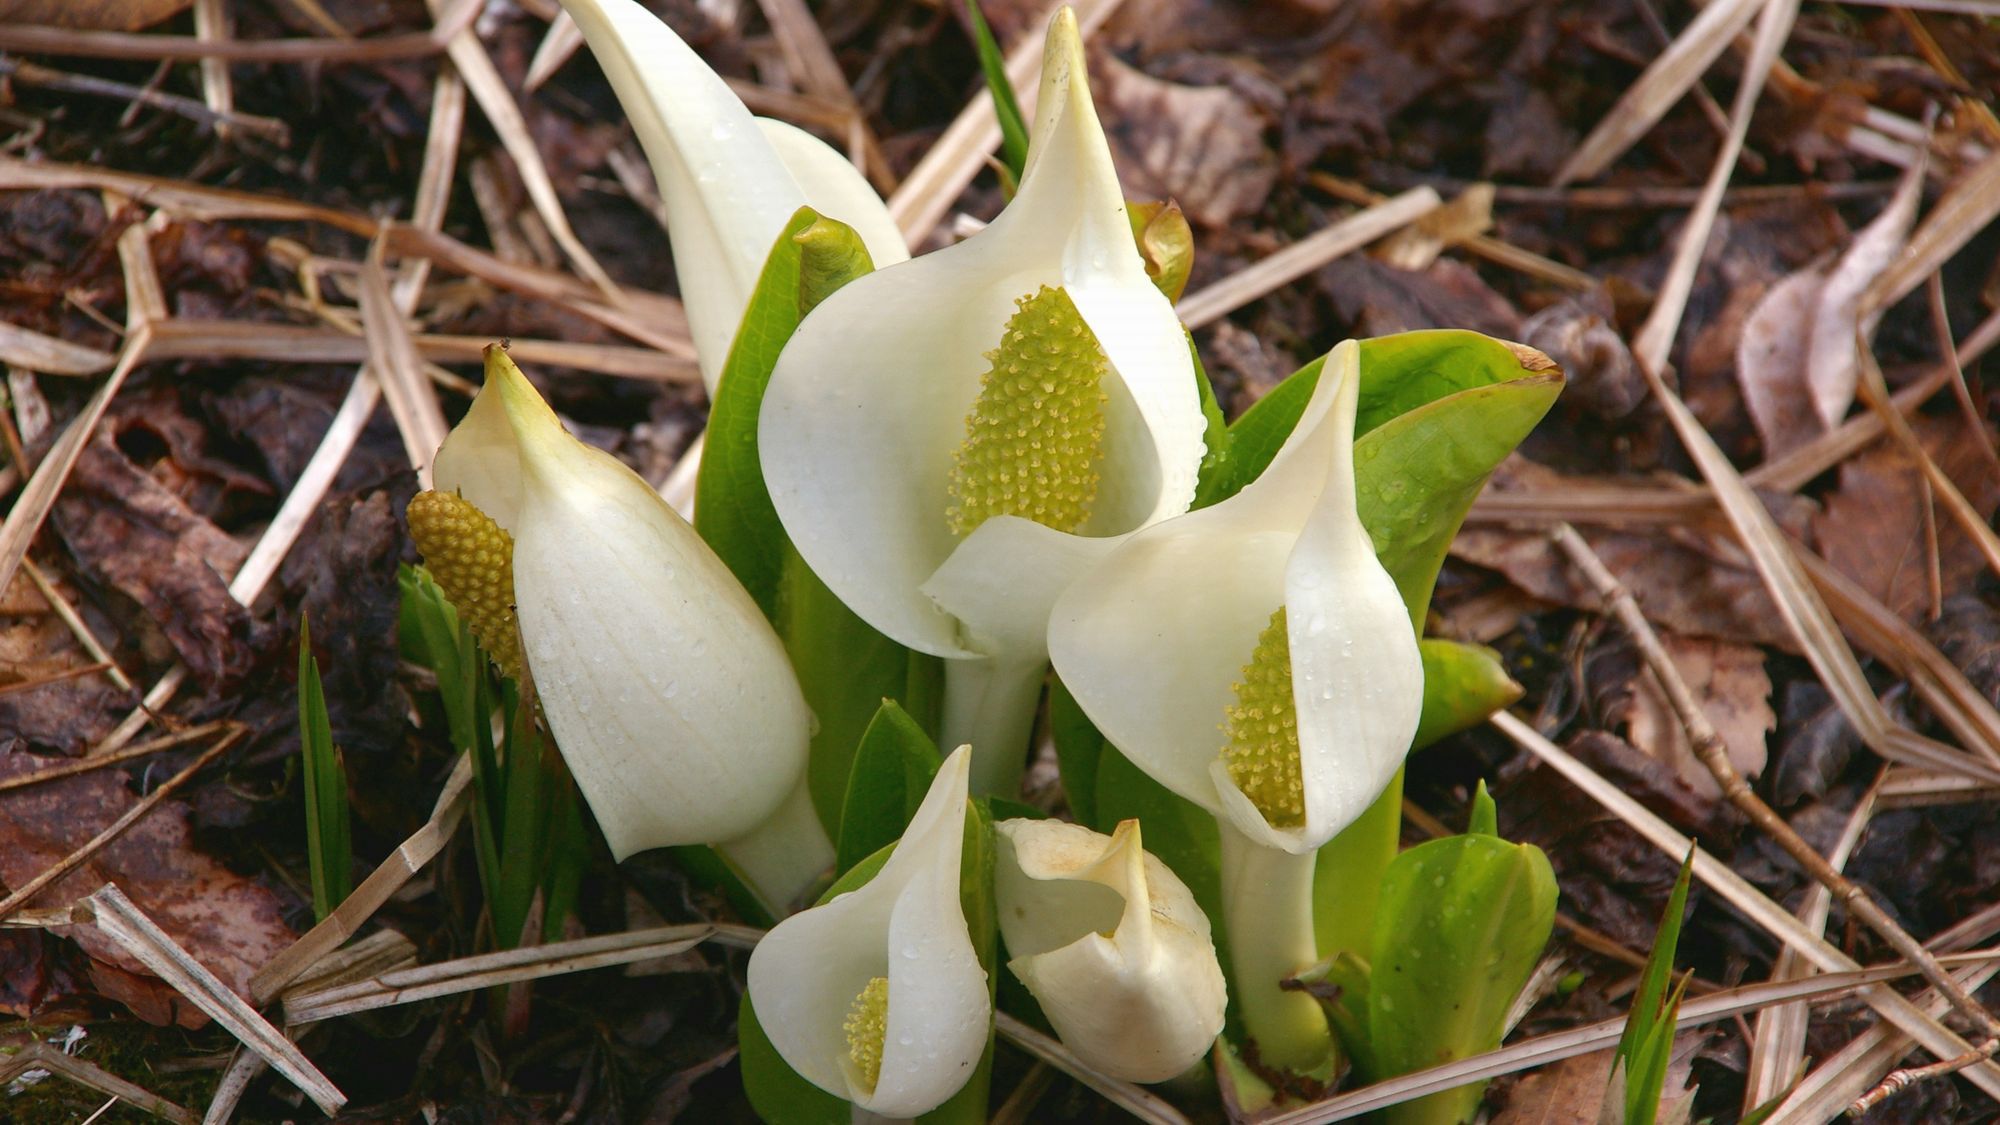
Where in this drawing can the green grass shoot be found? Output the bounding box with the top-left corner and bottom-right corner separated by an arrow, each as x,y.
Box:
966,0 -> 1028,183
1612,847 -> 1696,1125
297,617 -> 352,922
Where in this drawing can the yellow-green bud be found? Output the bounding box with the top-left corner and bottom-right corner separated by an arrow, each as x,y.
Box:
406,489 -> 523,681
1220,608 -> 1302,827
945,285 -> 1108,537
843,975 -> 890,1093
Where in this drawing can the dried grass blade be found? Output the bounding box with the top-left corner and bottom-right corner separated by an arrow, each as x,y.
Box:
754,0 -> 893,188
250,755 -> 473,1002
1553,0 -> 1767,185
994,1012 -> 1191,1125
1743,778 -> 1880,1112
1488,710 -> 2000,1097
358,246 -> 448,486
1770,955 -> 2000,1122
1797,545 -> 2000,765
81,885 -> 345,1114
22,557 -> 134,691
1862,149 -> 2000,318
0,334 -> 147,608
0,1041 -> 196,1125
1854,345 -> 2000,582
0,321 -> 115,376
0,157 -> 376,236
1266,951 -> 2000,1124
381,225 -> 692,356
1174,187 -> 1443,329
526,10 -> 583,93
201,1046 -> 270,1125
192,0 -> 236,137
1631,0 -> 1798,372
0,24 -> 461,63
427,0 -> 623,303
0,721 -> 232,795
284,923 -> 717,1023
1638,360 -> 2000,782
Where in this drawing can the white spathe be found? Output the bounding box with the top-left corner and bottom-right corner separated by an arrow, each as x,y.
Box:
758,7 -> 1204,667
561,0 -> 907,394
748,747 -> 990,1116
1047,340 -> 1425,854
433,350 -> 812,860
995,818 -> 1225,1082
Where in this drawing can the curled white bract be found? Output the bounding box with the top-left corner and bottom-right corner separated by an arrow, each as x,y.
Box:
995,818 -> 1225,1082
1048,340 -> 1425,854
758,7 -> 1205,670
747,747 -> 989,1116
561,0 -> 907,393
433,350 -> 811,859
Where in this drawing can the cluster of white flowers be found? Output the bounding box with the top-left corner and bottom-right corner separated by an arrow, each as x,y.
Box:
414,0 -> 1428,1113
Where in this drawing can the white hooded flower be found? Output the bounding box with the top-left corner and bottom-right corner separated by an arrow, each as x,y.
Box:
995,818 -> 1225,1082
561,0 -> 908,392
748,746 -> 989,1116
759,8 -> 1205,787
1047,340 -> 1424,854
427,347 -> 813,862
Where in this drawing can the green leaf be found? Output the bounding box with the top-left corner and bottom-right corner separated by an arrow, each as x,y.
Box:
836,701 -> 944,874
1312,771 -> 1402,965
1355,374 -> 1562,624
1358,814 -> 1557,1125
1468,780 -> 1498,838
695,206 -> 825,616
1614,849 -> 1696,1125
964,0 -> 1028,181
692,209 -> 924,840
297,619 -> 350,922
1415,639 -> 1524,751
1192,330 -> 1561,625
1048,677 -> 1103,828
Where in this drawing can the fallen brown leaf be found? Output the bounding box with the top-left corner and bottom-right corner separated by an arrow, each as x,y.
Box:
0,753 -> 296,1028
1814,414 -> 2000,624
1614,635 -> 1774,800
1095,54 -> 1278,229
49,409 -> 257,692
1490,1047 -> 1615,1125
0,569 -> 129,755
0,0 -> 191,32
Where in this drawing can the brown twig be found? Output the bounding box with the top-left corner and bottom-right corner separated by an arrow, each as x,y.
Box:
0,724 -> 243,924
0,0 -> 478,62
0,55 -> 287,142
1546,522 -> 2000,1108
0,721 -> 234,795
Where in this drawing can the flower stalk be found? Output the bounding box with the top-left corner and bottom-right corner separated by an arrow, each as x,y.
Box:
1218,821 -> 1333,1077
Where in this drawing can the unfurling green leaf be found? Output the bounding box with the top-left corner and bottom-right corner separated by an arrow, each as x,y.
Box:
1324,790 -> 1557,1125
1416,639 -> 1524,750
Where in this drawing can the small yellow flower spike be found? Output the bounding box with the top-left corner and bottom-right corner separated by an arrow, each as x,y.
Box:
1221,608 -> 1303,828
945,285 -> 1108,537
406,489 -> 523,681
843,975 -> 891,1092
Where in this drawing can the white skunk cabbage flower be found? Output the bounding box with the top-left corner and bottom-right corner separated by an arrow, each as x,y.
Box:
995,818 -> 1225,1082
561,0 -> 907,393
1048,340 -> 1424,854
748,746 -> 989,1116
425,348 -> 813,864
760,8 -> 1205,789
